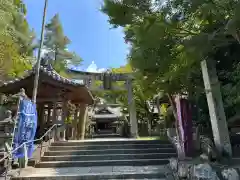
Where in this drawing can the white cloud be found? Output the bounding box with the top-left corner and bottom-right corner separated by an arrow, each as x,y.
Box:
86,61 -> 106,73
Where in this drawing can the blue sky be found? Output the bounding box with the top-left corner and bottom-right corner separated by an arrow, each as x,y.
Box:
23,0 -> 129,71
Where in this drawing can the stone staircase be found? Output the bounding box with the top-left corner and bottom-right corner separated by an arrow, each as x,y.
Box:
92,133 -> 121,138
11,139 -> 177,179
92,129 -> 121,138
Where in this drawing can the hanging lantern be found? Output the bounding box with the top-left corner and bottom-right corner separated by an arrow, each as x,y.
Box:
103,69 -> 112,90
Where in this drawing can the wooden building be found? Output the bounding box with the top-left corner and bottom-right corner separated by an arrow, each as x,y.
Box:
90,103 -> 123,137
0,65 -> 94,140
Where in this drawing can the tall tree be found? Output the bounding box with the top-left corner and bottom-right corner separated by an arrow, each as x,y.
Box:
12,0 -> 36,56
43,14 -> 82,76
0,0 -> 33,81
101,0 -> 240,122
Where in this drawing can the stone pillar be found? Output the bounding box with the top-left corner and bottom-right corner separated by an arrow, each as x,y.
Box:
77,104 -> 88,140
126,79 -> 138,138
201,59 -> 232,157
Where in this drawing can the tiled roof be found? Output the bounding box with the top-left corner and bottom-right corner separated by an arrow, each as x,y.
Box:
0,65 -> 85,88
94,106 -> 122,116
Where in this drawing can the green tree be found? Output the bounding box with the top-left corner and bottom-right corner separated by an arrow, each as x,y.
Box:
43,14 -> 82,76
0,0 -> 33,81
0,35 -> 31,80
92,64 -> 155,134
12,0 -> 36,56
102,0 -> 240,123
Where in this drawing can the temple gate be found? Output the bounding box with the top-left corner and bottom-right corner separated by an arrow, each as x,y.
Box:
69,69 -> 138,137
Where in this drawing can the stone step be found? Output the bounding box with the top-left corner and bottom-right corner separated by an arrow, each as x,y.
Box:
51,140 -> 170,146
41,153 -> 177,161
11,166 -> 171,180
92,133 -> 121,137
12,176 -> 167,180
11,174 -> 167,180
35,159 -> 170,168
10,139 -> 176,180
48,143 -> 174,151
44,148 -> 176,156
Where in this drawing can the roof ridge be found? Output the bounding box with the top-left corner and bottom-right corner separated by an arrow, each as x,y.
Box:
0,64 -> 85,88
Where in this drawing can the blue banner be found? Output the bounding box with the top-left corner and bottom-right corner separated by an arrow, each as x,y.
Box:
12,98 -> 37,159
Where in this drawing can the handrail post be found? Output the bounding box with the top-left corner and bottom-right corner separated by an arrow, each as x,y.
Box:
24,143 -> 28,167
39,140 -> 43,158
48,130 -> 51,146
19,143 -> 28,168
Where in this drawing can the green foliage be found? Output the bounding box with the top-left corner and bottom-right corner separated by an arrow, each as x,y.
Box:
0,0 -> 33,81
0,35 -> 31,80
102,0 -> 240,122
43,14 -> 83,77
92,64 -> 155,121
102,0 -> 240,89
12,0 -> 36,56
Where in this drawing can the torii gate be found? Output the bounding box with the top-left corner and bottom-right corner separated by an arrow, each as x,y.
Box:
68,69 -> 138,138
